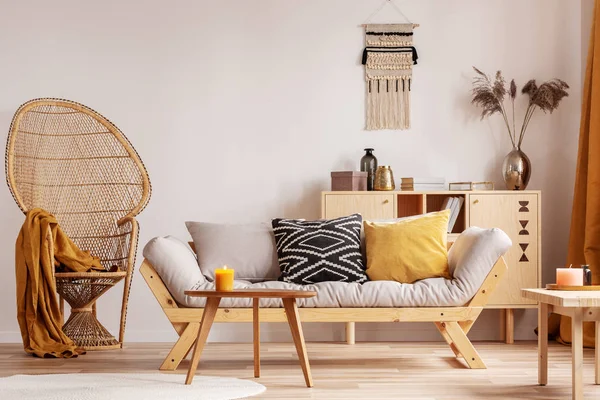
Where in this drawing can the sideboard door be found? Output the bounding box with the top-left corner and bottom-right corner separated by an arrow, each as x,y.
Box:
469,194 -> 539,306
323,194 -> 395,220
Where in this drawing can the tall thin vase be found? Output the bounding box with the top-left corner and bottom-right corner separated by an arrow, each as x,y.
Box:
502,146 -> 531,190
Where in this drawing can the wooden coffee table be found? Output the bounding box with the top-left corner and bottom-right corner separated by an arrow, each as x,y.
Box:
522,288 -> 600,400
183,289 -> 317,387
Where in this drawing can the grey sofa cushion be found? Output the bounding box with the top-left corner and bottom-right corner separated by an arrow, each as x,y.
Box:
185,221 -> 280,282
143,226 -> 512,309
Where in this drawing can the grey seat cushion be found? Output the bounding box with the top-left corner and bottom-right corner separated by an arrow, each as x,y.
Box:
142,227 -> 512,309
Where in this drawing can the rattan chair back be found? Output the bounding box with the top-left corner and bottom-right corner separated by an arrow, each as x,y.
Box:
5,98 -> 151,271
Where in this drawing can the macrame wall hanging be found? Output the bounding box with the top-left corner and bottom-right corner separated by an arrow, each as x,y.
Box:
361,0 -> 419,131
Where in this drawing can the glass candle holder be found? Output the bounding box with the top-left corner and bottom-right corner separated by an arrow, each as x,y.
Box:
215,266 -> 234,291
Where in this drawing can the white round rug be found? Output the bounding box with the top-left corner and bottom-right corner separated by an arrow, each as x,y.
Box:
0,373 -> 266,400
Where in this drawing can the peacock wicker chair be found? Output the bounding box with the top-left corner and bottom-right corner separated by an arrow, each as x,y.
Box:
5,98 -> 151,350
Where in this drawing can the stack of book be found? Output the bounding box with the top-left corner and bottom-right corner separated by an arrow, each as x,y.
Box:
401,177 -> 446,191
441,196 -> 464,233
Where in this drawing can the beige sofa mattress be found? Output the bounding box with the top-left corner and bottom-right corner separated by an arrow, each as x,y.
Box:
142,226 -> 511,308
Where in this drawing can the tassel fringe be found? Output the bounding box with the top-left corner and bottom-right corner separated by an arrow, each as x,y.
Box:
366,77 -> 411,130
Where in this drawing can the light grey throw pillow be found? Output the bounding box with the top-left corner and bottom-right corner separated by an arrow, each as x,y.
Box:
185,221 -> 280,282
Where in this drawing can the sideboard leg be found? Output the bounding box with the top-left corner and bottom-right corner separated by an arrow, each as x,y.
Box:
505,309 -> 514,344
346,322 -> 355,345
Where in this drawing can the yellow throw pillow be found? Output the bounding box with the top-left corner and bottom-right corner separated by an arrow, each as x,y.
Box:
364,210 -> 451,283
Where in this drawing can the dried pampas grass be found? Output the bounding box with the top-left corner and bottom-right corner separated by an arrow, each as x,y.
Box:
471,67 -> 570,148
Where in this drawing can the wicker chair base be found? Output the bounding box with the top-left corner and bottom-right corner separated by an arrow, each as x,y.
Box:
62,310 -> 120,350
56,272 -> 126,350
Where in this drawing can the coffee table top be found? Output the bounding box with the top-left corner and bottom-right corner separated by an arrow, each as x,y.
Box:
522,288 -> 600,307
184,289 -> 317,299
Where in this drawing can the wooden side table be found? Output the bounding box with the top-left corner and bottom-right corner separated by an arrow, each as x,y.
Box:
183,289 -> 317,387
522,289 -> 600,400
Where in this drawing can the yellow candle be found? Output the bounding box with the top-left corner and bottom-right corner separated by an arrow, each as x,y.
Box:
556,267 -> 583,286
215,265 -> 234,291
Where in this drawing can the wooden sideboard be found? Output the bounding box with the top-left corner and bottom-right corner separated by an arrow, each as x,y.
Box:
321,190 -> 541,343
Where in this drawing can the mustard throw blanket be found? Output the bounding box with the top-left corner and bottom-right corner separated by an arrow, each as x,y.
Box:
16,208 -> 104,358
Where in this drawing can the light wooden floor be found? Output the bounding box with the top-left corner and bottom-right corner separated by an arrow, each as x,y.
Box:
1,341 -> 599,399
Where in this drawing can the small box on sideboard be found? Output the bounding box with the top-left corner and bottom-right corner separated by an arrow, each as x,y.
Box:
331,171 -> 367,191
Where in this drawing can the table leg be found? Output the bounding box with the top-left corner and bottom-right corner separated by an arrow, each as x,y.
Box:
596,321 -> 600,385
282,298 -> 313,387
538,303 -> 548,386
572,308 -> 584,400
253,298 -> 260,378
185,297 -> 221,385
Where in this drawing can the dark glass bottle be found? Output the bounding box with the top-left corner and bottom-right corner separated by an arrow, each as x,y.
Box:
582,264 -> 592,286
360,148 -> 378,191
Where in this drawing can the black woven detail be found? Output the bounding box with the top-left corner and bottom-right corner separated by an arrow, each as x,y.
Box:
362,46 -> 419,65
366,31 -> 413,36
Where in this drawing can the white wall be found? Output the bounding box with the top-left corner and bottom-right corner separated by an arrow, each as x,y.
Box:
0,0 -> 583,343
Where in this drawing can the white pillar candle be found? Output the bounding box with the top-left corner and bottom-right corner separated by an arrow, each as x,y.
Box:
556,268 -> 584,286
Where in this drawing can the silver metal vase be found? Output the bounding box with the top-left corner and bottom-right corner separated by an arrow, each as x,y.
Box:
502,146 -> 531,190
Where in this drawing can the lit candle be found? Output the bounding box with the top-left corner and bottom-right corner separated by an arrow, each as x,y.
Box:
556,266 -> 584,286
215,265 -> 234,291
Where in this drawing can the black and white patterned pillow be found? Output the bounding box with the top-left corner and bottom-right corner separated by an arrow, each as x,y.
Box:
271,214 -> 368,284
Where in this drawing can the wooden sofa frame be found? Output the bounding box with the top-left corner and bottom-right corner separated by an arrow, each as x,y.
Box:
140,255 -> 508,371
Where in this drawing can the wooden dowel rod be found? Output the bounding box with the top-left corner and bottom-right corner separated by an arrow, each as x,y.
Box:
359,23 -> 420,28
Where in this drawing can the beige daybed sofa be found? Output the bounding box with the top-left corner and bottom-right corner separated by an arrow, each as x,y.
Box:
141,226 -> 511,371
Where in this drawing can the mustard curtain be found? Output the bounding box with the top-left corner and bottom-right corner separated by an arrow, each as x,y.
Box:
559,0 -> 600,348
